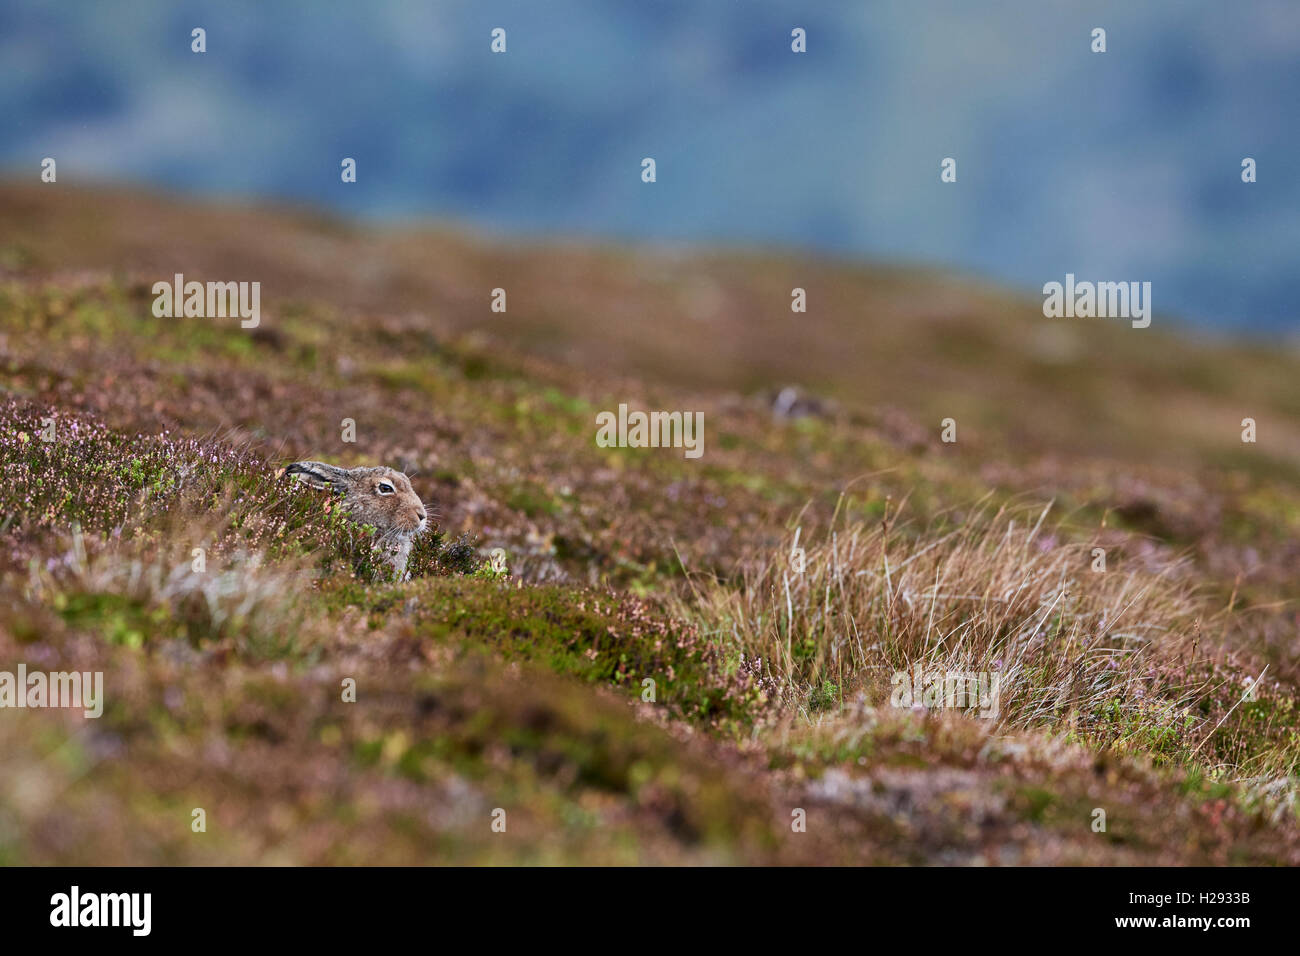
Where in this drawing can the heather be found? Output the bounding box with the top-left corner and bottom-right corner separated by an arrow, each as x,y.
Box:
0,184 -> 1298,864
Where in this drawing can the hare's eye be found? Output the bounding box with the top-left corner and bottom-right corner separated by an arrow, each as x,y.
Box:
377,481 -> 395,495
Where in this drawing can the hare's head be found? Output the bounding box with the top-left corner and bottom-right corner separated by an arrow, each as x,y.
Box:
285,461 -> 428,534
284,461 -> 428,577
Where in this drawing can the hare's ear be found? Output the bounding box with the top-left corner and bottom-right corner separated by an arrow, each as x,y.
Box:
285,461 -> 350,491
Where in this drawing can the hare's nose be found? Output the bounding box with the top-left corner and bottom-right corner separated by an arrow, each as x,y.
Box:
416,507 -> 427,521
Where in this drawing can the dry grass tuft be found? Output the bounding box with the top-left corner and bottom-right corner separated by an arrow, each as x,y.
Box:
689,498 -> 1223,761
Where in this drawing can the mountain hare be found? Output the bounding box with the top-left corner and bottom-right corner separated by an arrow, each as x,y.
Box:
284,460 -> 428,578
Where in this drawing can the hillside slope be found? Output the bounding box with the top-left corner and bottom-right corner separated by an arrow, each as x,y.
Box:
0,183 -> 1297,864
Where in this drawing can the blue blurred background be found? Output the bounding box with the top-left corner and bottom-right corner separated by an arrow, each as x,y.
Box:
2,0 -> 1297,332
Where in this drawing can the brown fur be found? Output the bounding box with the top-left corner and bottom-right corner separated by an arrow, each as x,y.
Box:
284,461 -> 428,578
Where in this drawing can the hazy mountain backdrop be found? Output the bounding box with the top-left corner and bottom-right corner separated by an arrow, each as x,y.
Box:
2,0 -> 1297,332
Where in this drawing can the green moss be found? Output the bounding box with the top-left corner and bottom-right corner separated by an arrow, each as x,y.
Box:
327,577 -> 765,727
